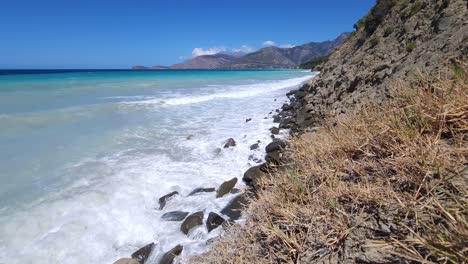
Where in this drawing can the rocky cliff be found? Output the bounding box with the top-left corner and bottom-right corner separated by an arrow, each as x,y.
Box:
285,0 -> 467,131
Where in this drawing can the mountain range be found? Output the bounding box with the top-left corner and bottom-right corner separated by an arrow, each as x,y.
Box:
133,32 -> 350,70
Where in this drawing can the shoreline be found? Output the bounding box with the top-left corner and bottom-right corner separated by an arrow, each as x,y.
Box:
111,76 -> 314,264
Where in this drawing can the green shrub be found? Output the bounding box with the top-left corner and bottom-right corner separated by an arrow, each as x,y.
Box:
384,26 -> 394,37
405,41 -> 416,52
299,56 -> 330,70
410,1 -> 423,16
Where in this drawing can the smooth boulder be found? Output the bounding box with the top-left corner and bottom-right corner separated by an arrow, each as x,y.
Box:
265,141 -> 286,153
113,259 -> 140,264
159,245 -> 183,264
216,177 -> 238,198
206,212 -> 226,232
223,138 -> 236,148
188,187 -> 215,196
242,165 -> 266,185
180,211 -> 204,235
161,211 -> 189,221
131,243 -> 155,264
158,191 -> 179,210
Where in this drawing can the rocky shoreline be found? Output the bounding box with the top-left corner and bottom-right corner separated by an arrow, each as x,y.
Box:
112,84 -> 308,264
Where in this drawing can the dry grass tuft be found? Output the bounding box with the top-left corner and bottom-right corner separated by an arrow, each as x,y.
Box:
192,63 -> 468,264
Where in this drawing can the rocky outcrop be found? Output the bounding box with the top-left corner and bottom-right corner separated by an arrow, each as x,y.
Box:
223,138 -> 236,148
220,191 -> 254,221
285,0 -> 467,131
180,211 -> 204,235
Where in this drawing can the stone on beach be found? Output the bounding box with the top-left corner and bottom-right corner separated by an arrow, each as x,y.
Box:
223,138 -> 236,148
250,143 -> 260,150
206,212 -> 226,232
161,211 -> 189,221
265,140 -> 286,153
216,177 -> 238,198
180,211 -> 204,235
131,242 -> 155,264
220,192 -> 253,221
113,258 -> 140,264
188,187 -> 215,196
159,245 -> 183,264
270,127 -> 280,135
158,191 -> 179,210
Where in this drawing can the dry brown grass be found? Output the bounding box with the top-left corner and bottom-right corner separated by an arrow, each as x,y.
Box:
192,63 -> 468,264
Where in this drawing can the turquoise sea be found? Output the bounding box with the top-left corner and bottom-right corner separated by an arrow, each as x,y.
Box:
0,70 -> 313,263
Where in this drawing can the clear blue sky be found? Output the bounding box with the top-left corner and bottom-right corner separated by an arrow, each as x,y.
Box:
0,0 -> 375,69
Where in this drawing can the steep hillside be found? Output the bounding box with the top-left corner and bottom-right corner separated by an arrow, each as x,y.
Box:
170,54 -> 237,69
288,0 -> 467,130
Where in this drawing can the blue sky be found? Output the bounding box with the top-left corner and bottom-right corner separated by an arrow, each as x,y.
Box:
0,0 -> 375,69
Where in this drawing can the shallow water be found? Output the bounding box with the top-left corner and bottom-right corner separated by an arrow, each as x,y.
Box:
0,69 -> 314,263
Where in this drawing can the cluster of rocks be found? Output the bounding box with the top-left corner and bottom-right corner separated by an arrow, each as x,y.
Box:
113,138 -> 258,264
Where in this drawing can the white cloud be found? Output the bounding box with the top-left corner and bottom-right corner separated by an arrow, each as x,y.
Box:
279,44 -> 296,48
191,47 -> 226,57
262,40 -> 276,47
231,45 -> 256,53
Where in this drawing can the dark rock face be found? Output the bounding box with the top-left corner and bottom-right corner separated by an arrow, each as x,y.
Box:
223,138 -> 236,148
270,127 -> 280,135
158,191 -> 179,210
220,192 -> 254,221
188,187 -> 215,196
265,141 -> 286,153
206,212 -> 226,232
131,243 -> 155,264
216,177 -> 238,198
243,165 -> 266,185
250,143 -> 260,150
159,245 -> 183,264
161,211 -> 189,221
180,211 -> 204,235
245,118 -> 252,122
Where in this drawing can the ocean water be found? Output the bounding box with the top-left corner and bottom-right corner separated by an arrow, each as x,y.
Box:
0,69 -> 314,264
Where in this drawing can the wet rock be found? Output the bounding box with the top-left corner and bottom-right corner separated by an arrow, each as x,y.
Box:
273,115 -> 281,123
243,165 -> 265,185
158,191 -> 179,210
159,245 -> 183,264
250,143 -> 260,150
220,192 -> 253,221
188,187 -> 215,196
180,211 -> 204,235
113,258 -> 140,264
223,138 -> 236,148
265,150 -> 283,165
161,211 -> 189,221
206,212 -> 226,232
131,243 -> 155,264
270,127 -> 280,135
245,118 -> 252,122
186,135 -> 193,140
230,188 -> 241,194
265,141 -> 286,153
216,177 -> 238,198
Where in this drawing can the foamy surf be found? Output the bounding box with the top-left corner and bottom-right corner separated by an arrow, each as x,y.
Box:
0,70 -> 314,264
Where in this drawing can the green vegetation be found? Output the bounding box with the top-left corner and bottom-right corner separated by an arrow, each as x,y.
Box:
384,26 -> 394,37
354,0 -> 398,35
299,56 -> 329,70
405,41 -> 416,52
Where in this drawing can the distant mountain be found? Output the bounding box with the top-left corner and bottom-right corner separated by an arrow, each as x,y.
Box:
171,54 -> 237,69
132,65 -> 169,70
133,32 -> 350,70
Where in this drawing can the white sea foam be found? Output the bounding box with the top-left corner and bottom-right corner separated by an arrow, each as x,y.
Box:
0,71 -> 314,264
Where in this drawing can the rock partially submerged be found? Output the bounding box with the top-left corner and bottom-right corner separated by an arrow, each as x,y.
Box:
180,211 -> 204,235
206,212 -> 226,232
188,187 -> 215,196
242,165 -> 267,187
113,258 -> 140,264
159,245 -> 183,264
223,138 -> 236,148
270,127 -> 280,135
158,191 -> 179,210
216,177 -> 238,198
220,192 -> 253,221
250,143 -> 260,150
131,243 -> 155,264
161,211 -> 189,221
